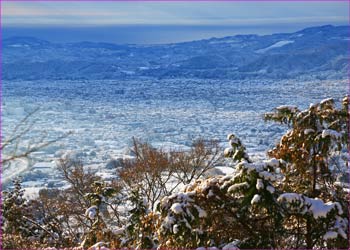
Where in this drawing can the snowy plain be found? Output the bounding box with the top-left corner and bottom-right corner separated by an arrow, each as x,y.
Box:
2,78 -> 347,196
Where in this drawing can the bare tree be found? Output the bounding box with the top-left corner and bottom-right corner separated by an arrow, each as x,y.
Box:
2,108 -> 71,167
171,138 -> 222,185
119,138 -> 175,210
119,138 -> 223,210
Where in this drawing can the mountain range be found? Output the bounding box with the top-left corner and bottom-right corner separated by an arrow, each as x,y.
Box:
2,25 -> 348,80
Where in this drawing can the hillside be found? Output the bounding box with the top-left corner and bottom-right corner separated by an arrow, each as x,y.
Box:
3,25 -> 348,80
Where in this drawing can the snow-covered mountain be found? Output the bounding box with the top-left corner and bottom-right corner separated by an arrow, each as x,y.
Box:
3,25 -> 348,80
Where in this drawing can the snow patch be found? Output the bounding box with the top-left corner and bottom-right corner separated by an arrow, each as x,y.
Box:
256,179 -> 264,190
259,171 -> 276,182
278,193 -> 343,219
320,98 -> 334,105
85,206 -> 97,220
112,228 -> 124,235
307,199 -> 336,219
194,204 -> 207,218
170,203 -> 183,214
228,182 -> 249,193
323,231 -> 338,240
222,240 -> 240,250
251,194 -> 261,204
304,129 -> 315,135
173,224 -> 179,234
276,105 -> 298,112
266,158 -> 280,168
266,185 -> 275,194
322,129 -> 342,139
256,40 -> 294,53
88,242 -> 109,250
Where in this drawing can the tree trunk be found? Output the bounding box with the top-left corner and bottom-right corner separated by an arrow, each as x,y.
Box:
306,217 -> 313,249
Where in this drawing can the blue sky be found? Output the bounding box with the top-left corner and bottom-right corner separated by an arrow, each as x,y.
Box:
2,1 -> 349,44
2,1 -> 348,26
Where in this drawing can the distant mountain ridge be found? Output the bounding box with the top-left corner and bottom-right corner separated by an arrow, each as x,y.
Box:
3,25 -> 348,80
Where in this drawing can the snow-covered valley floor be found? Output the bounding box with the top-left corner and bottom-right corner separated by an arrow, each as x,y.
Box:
2,78 -> 347,195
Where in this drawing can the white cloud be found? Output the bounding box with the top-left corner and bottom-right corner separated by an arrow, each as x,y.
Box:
2,1 -> 348,26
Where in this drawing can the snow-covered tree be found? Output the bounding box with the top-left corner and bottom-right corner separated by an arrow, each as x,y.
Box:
277,192 -> 348,248
120,189 -> 158,249
2,178 -> 61,248
156,135 -> 286,248
264,97 -> 348,199
81,181 -> 119,248
156,96 -> 349,248
264,96 -> 349,248
3,97 -> 348,249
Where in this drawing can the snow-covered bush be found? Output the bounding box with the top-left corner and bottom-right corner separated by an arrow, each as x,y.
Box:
120,190 -> 158,249
2,178 -> 28,236
3,97 -> 348,249
224,133 -> 251,163
265,96 -> 349,200
156,97 -> 349,249
264,96 -> 349,248
2,178 -> 63,248
80,181 -> 120,248
2,178 -> 41,248
156,135 -> 286,248
278,193 -> 348,248
2,158 -> 123,249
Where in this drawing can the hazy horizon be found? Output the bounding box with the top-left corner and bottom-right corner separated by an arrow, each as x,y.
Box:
2,1 -> 348,44
3,23 -> 348,45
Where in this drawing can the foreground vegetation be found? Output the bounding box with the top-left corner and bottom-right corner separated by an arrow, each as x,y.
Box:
2,97 -> 349,249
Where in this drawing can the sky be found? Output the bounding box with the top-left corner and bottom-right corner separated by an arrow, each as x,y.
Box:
1,1 -> 349,44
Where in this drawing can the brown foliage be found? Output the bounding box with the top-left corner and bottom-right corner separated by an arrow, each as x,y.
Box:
265,97 -> 348,199
119,138 -> 222,209
171,138 -> 222,184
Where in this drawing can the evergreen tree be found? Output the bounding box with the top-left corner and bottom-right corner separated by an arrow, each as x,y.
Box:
264,97 -> 348,199
157,135 -> 285,248
121,189 -> 157,248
